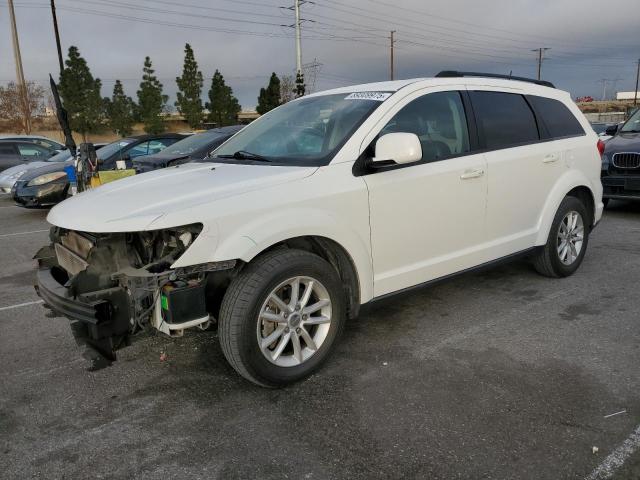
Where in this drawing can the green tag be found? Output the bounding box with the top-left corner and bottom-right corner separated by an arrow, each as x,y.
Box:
160,295 -> 169,311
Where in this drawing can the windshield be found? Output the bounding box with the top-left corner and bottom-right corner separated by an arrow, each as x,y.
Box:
211,93 -> 388,166
45,150 -> 72,162
620,109 -> 640,133
160,132 -> 227,156
97,139 -> 134,160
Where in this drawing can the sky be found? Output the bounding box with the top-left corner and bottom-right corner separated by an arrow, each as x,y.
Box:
1,0 -> 638,110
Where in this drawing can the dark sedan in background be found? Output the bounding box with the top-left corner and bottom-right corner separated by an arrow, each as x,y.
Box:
133,125 -> 243,173
601,108 -> 640,206
12,133 -> 186,207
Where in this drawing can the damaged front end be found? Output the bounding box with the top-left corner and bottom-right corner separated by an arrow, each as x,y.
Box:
35,224 -> 234,368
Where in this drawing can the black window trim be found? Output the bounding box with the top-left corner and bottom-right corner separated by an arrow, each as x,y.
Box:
353,90 -> 480,177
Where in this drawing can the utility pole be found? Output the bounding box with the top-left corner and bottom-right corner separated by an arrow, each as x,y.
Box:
634,58 -> 640,106
294,0 -> 302,76
532,47 -> 551,80
597,79 -> 610,101
390,30 -> 396,81
50,0 -> 64,74
8,0 -> 32,134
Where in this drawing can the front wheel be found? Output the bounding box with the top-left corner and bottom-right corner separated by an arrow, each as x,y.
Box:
532,196 -> 590,278
218,249 -> 346,387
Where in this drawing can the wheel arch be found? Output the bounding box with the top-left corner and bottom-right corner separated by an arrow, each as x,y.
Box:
535,172 -> 598,245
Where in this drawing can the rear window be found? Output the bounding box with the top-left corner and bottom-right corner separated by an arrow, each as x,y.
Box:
528,96 -> 585,139
470,91 -> 539,150
0,145 -> 15,155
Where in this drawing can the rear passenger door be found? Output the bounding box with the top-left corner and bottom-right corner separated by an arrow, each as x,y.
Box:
469,89 -> 566,256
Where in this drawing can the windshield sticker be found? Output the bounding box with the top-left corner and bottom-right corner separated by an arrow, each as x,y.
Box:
345,92 -> 391,101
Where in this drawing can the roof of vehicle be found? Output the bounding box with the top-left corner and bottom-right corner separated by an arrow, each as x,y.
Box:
123,133 -> 189,142
307,75 -> 565,99
0,134 -> 62,141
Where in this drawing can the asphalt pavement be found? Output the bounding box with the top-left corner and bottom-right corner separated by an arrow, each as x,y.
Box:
0,195 -> 639,479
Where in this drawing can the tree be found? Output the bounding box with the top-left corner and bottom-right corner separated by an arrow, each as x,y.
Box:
279,74 -> 295,104
205,70 -> 241,126
58,46 -> 105,140
104,80 -> 136,136
295,71 -> 306,98
0,81 -> 45,133
175,43 -> 204,128
137,56 -> 168,134
256,73 -> 281,115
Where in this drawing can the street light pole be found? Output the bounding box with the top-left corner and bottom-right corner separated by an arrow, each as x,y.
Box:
8,0 -> 32,134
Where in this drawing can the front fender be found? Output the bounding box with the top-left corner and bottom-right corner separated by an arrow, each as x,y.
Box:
210,207 -> 374,303
535,170 -> 600,246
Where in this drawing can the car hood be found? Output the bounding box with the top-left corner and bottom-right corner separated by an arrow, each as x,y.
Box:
47,162 -> 317,232
19,160 -> 70,181
604,132 -> 640,154
0,161 -> 49,183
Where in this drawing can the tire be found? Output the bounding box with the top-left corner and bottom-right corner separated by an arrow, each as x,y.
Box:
218,248 -> 346,387
532,195 -> 590,278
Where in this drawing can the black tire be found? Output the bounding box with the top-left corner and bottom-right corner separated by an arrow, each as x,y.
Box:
218,248 -> 346,387
532,196 -> 590,278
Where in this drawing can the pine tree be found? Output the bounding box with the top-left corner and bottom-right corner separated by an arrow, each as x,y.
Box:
256,73 -> 282,115
175,43 -> 204,129
104,80 -> 136,136
295,71 -> 306,98
58,46 -> 105,140
137,56 -> 168,134
205,70 -> 241,126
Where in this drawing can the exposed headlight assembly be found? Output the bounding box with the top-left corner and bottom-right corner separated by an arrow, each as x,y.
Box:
27,171 -> 67,186
132,224 -> 203,273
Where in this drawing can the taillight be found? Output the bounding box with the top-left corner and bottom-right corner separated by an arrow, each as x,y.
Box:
597,139 -> 605,157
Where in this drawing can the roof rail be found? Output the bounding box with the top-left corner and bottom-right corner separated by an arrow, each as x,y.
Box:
435,70 -> 555,88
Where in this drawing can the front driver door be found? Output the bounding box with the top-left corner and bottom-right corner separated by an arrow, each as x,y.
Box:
361,90 -> 488,297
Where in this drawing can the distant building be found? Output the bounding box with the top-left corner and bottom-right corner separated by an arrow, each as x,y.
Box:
616,91 -> 640,101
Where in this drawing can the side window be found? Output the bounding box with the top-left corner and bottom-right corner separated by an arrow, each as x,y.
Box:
127,141 -> 150,158
470,91 -> 539,149
149,138 -> 177,155
381,91 -> 470,162
528,96 -> 585,139
0,144 -> 16,155
17,143 -> 51,157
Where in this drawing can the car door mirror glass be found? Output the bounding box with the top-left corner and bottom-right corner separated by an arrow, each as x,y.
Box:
373,133 -> 422,165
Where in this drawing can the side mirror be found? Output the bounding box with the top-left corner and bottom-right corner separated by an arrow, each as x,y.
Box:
604,124 -> 619,136
373,133 -> 422,165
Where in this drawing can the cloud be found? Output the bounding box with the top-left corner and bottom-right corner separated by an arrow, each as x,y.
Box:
1,0 -> 637,108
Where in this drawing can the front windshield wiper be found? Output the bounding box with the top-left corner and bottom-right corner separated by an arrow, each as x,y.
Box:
214,150 -> 271,162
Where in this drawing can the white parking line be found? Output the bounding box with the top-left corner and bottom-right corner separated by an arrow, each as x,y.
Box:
0,229 -> 48,238
585,424 -> 640,480
0,299 -> 44,312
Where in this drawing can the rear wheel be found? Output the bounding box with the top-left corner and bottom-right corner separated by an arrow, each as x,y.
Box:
218,249 -> 346,387
532,196 -> 590,278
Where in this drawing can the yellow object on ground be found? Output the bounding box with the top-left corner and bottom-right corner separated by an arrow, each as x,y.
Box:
89,169 -> 136,188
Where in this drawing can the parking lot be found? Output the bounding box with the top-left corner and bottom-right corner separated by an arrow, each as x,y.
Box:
0,195 -> 638,479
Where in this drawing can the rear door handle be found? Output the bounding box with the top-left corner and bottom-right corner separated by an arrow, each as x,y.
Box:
460,168 -> 485,180
543,153 -> 560,163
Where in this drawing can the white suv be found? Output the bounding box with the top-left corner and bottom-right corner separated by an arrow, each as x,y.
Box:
36,72 -> 603,386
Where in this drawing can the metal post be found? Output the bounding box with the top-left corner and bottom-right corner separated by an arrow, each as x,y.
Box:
51,0 -> 64,74
8,0 -> 31,134
294,0 -> 302,76
634,59 -> 640,107
390,30 -> 396,81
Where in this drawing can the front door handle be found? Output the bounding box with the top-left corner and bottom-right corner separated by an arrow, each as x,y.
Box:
460,168 -> 485,180
543,153 -> 560,163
